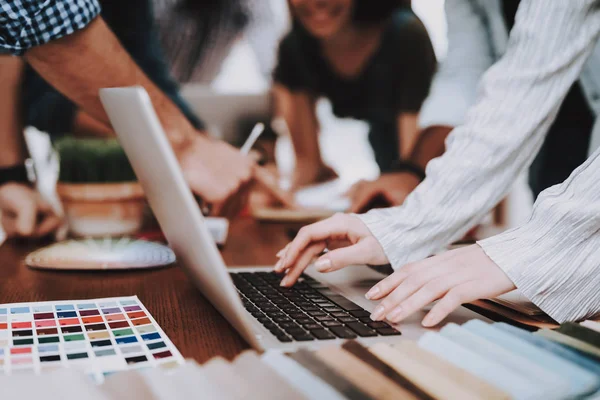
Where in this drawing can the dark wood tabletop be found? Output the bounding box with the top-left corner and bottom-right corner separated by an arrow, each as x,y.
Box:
0,218 -> 293,363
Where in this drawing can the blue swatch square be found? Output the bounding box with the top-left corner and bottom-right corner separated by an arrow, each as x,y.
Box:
55,305 -> 75,311
39,344 -> 59,353
98,302 -> 118,308
141,332 -> 161,341
77,304 -> 96,310
119,300 -> 138,306
57,311 -> 77,318
102,308 -> 121,315
0,309 -> 6,315
0,349 -> 4,356
11,307 -> 30,314
116,336 -> 138,345
95,349 -> 116,357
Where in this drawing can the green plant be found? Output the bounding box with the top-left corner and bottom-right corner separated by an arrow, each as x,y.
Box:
55,137 -> 137,183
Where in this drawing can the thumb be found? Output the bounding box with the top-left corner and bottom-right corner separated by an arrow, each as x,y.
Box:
349,188 -> 379,213
315,240 -> 377,273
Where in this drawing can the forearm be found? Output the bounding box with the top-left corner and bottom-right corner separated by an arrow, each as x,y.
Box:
358,0 -> 600,268
0,57 -> 26,167
24,17 -> 195,151
409,125 -> 453,170
274,85 -> 322,163
479,148 -> 600,322
397,113 -> 419,160
72,110 -> 114,137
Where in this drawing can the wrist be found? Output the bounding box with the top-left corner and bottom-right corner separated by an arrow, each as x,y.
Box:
0,160 -> 36,187
387,160 -> 426,182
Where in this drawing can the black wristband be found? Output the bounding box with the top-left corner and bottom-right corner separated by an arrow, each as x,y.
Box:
0,164 -> 32,186
388,161 -> 426,181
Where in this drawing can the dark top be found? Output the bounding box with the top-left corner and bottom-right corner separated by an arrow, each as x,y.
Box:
273,9 -> 436,172
502,0 -> 594,197
21,0 -> 203,138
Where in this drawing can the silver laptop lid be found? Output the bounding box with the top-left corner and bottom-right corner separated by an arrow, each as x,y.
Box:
99,86 -> 261,349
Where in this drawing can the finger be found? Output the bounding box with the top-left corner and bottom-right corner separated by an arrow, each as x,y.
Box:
14,196 -> 37,237
276,244 -> 289,259
280,214 -> 351,270
1,215 -> 18,238
313,240 -> 375,273
421,281 -> 480,327
384,276 -> 457,323
253,166 -> 295,208
34,214 -> 63,238
280,241 -> 327,287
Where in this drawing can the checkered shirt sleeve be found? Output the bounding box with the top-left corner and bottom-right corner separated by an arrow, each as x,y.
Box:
0,0 -> 101,55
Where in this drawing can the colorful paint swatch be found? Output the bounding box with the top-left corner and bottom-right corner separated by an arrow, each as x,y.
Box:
35,320 -> 56,328
0,297 -> 183,383
131,317 -> 151,326
88,331 -> 110,340
81,316 -> 103,324
57,311 -> 77,318
141,332 -> 160,341
136,325 -> 157,334
105,314 -> 126,322
59,318 -> 80,326
38,336 -> 59,344
112,328 -> 134,337
147,342 -> 166,351
64,334 -> 85,342
116,336 -> 138,345
79,309 -> 100,317
127,311 -> 146,319
12,322 -> 32,329
34,313 -> 54,320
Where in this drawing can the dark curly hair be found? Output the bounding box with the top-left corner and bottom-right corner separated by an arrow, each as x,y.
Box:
353,0 -> 411,25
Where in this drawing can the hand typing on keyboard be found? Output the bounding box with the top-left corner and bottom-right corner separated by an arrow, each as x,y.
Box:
274,214 -> 388,287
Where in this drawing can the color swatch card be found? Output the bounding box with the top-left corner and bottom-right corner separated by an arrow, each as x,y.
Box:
0,296 -> 183,383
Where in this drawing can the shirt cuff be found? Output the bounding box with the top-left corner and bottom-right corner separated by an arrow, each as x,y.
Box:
1,0 -> 101,56
478,228 -> 600,323
356,209 -> 406,270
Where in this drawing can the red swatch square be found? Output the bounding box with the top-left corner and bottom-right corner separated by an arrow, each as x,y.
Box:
11,322 -> 32,329
82,316 -> 103,324
35,320 -> 56,328
0,323 -> 7,330
10,347 -> 31,355
105,314 -> 125,322
127,311 -> 146,319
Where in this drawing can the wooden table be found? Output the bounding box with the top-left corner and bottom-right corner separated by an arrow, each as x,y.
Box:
0,218 -> 292,363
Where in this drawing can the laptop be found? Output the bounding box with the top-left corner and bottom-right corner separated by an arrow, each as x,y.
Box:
99,86 -> 489,351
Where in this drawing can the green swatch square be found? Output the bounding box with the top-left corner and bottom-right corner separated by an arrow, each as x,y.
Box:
38,336 -> 59,344
13,338 -> 34,346
147,341 -> 166,350
67,352 -> 88,360
136,325 -> 156,334
63,334 -> 85,342
112,328 -> 134,337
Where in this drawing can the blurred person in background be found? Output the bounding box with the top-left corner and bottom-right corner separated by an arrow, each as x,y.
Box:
154,0 -> 280,84
0,56 -> 61,239
352,0 -> 600,211
272,0 -> 436,209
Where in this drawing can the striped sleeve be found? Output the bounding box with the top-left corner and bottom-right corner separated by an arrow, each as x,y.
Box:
358,0 -> 600,271
478,148 -> 600,323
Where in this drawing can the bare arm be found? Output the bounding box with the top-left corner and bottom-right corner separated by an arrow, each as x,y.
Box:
397,112 -> 419,160
24,17 -> 194,151
0,57 -> 26,167
409,125 -> 453,170
273,84 -> 337,187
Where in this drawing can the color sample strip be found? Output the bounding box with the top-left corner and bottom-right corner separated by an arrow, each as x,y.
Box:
0,296 -> 184,383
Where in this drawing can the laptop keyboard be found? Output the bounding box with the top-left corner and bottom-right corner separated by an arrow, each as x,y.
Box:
231,271 -> 401,343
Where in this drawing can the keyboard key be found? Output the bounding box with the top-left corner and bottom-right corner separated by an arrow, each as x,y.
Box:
330,326 -> 357,339
346,322 -> 377,337
349,310 -> 370,318
315,315 -> 334,322
292,334 -> 314,341
338,316 -> 357,323
298,318 -> 314,325
367,321 -> 389,329
303,323 -> 322,330
319,292 -> 363,311
376,327 -> 401,336
322,320 -> 342,327
310,329 -> 336,340
307,310 -> 326,317
276,335 -> 293,343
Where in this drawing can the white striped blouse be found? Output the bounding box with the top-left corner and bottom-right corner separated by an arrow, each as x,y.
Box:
357,0 -> 600,323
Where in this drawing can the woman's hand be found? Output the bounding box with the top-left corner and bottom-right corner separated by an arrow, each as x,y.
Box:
292,159 -> 339,189
366,245 -> 516,327
0,183 -> 63,239
347,172 -> 421,213
274,213 -> 389,287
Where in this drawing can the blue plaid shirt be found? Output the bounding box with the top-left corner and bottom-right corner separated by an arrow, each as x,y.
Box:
0,0 -> 101,55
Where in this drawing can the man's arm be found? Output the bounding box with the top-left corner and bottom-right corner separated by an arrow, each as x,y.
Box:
358,0 -> 600,268
24,17 -> 194,151
0,56 -> 26,167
